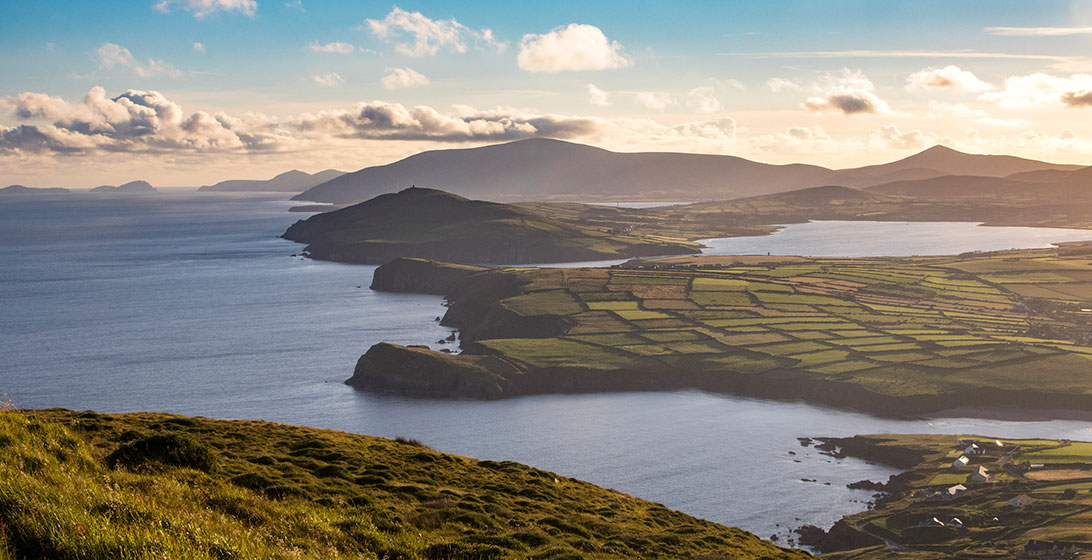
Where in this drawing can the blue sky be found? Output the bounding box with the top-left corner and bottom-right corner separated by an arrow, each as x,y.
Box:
3,0 -> 1092,186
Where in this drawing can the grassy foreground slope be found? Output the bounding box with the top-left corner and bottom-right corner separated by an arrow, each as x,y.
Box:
0,409 -> 807,560
360,247 -> 1092,413
808,434 -> 1092,558
283,187 -> 697,265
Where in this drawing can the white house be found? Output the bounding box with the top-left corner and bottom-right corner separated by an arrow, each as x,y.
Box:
946,484 -> 967,496
948,517 -> 965,528
952,455 -> 970,468
964,443 -> 984,455
918,517 -> 946,527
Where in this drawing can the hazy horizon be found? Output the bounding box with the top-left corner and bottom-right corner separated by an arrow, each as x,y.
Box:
4,1 -> 1092,187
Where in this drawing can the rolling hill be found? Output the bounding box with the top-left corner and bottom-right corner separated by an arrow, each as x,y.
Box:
867,164 -> 1092,202
199,169 -> 346,193
0,409 -> 806,560
282,186 -> 698,264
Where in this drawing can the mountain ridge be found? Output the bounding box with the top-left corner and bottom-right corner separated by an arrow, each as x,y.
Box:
292,138 -> 1080,204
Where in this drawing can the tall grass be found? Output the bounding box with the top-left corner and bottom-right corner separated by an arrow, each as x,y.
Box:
0,410 -> 809,560
0,412 -> 416,559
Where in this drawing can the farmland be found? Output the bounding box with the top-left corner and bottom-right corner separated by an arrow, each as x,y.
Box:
361,246 -> 1092,415
807,433 -> 1092,558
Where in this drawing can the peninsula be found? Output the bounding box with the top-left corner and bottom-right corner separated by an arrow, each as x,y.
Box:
354,246 -> 1092,417
282,187 -> 699,265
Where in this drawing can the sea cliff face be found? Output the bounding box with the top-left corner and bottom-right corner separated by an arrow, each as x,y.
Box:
348,342 -> 516,398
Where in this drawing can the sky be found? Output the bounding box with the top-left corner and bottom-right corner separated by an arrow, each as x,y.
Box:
3,0 -> 1092,187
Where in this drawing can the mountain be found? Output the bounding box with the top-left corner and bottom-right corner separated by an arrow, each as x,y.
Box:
293,139 -> 1082,205
282,186 -> 698,264
89,180 -> 156,193
832,144 -> 1082,186
292,138 -> 838,204
198,169 -> 346,193
0,184 -> 69,194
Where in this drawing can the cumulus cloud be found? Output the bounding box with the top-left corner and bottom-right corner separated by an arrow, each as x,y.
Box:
1,86 -> 268,154
980,72 -> 1092,108
688,86 -> 722,113
0,87 -> 602,155
1062,90 -> 1092,107
586,84 -> 610,106
767,77 -> 800,92
380,67 -> 429,90
634,91 -> 677,111
365,7 -> 505,57
193,42 -> 206,54
802,69 -> 890,115
517,24 -> 631,72
312,72 -> 343,87
96,43 -> 183,79
0,86 -> 770,160
906,65 -> 994,92
867,124 -> 941,151
308,41 -> 356,54
153,0 -> 257,18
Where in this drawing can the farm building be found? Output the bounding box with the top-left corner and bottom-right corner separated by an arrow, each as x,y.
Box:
967,465 -> 990,484
1009,494 -> 1034,508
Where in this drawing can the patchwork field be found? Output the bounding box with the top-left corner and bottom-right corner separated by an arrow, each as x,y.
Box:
364,247 -> 1092,412
811,434 -> 1092,558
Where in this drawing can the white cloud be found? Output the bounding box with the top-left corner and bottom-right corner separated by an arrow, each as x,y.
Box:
307,41 -> 356,54
312,72 -> 343,87
802,69 -> 890,115
984,26 -> 1092,36
517,24 -> 631,72
380,67 -> 429,90
979,72 -> 1092,108
634,91 -> 677,111
767,77 -> 800,92
153,0 -> 256,18
867,124 -> 942,151
193,42 -> 206,54
96,43 -> 183,79
365,7 -> 505,57
688,86 -> 722,113
906,65 -> 994,92
586,84 -> 610,106
0,86 -> 760,158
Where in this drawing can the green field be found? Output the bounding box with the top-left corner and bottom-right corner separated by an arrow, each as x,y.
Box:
385,248 -> 1092,407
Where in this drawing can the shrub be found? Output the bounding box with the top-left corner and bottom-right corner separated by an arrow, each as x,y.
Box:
106,433 -> 217,472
